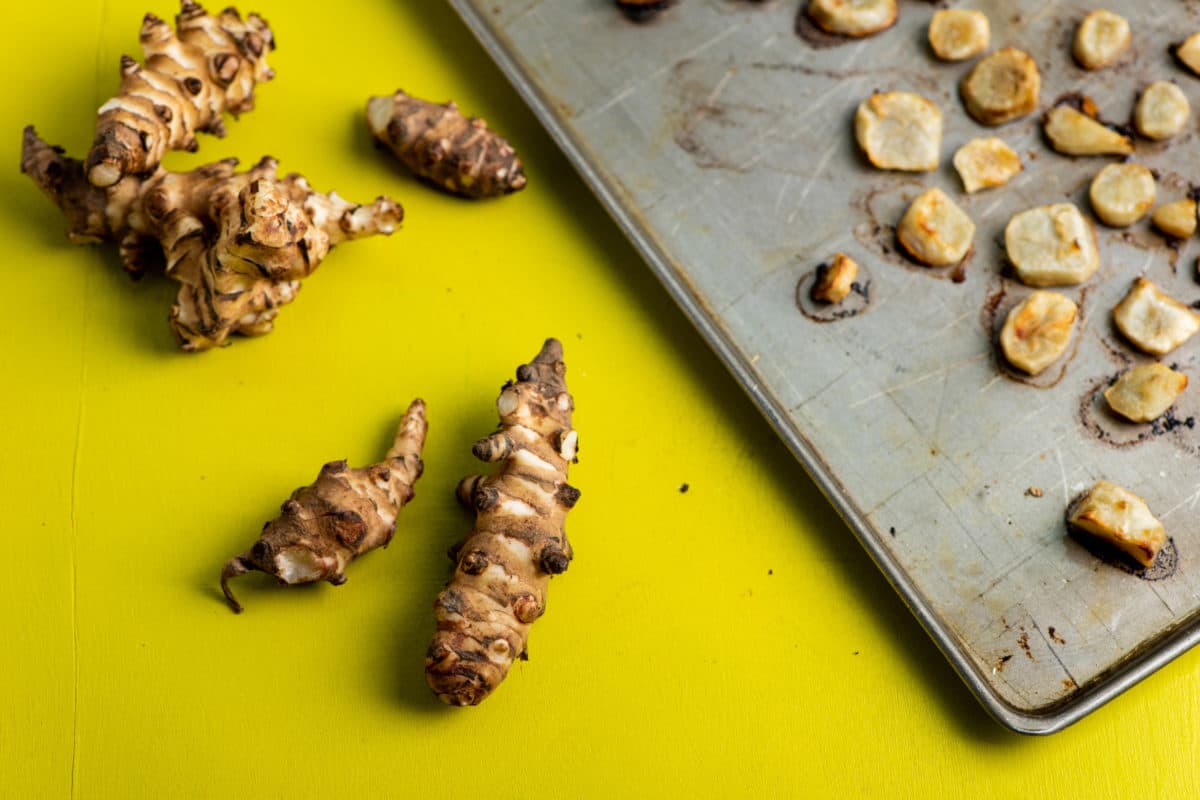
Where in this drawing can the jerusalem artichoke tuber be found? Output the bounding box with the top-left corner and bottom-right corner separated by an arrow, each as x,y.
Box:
86,1 -> 275,187
221,399 -> 428,613
366,90 -> 526,199
22,126 -> 401,351
426,339 -> 580,706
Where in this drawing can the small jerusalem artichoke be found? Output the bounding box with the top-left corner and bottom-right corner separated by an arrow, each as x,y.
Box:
367,90 -> 526,199
221,399 -> 428,613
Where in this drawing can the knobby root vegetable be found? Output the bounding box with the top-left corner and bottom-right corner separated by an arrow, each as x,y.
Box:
21,126 -> 401,351
367,90 -> 526,199
426,339 -> 580,706
87,1 -> 275,187
220,399 -> 428,613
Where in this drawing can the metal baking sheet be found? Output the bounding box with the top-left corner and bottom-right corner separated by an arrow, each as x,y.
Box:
449,0 -> 1200,733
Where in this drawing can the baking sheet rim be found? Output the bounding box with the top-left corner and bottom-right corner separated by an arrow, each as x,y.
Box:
447,0 -> 1200,735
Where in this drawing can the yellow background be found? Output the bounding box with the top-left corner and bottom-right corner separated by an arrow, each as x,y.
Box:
3,1 -> 1200,796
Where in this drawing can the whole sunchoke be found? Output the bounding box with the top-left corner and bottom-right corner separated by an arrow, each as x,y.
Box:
22,126 -> 401,351
426,339 -> 580,705
366,90 -> 526,199
221,399 -> 428,613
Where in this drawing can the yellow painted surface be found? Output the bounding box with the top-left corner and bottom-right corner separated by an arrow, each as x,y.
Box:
3,1 -> 1200,797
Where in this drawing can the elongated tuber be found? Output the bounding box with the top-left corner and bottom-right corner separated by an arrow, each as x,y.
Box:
367,90 -> 526,199
87,1 -> 275,187
221,399 -> 428,613
22,126 -> 401,351
426,339 -> 579,705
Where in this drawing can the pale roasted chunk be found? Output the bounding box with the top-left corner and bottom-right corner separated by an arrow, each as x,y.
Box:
1090,163 -> 1156,228
1000,290 -> 1077,375
1174,31 -> 1200,76
961,48 -> 1041,125
808,0 -> 897,38
953,137 -> 1022,193
1113,277 -> 1200,355
1004,203 -> 1099,287
1151,199 -> 1197,239
855,92 -> 942,172
1069,480 -> 1166,568
1073,10 -> 1131,70
1044,104 -> 1133,156
812,253 -> 859,303
1135,81 -> 1190,141
896,188 -> 975,267
1104,364 -> 1188,423
928,9 -> 989,61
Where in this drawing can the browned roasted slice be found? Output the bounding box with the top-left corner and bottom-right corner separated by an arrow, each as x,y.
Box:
1069,480 -> 1166,568
928,9 -> 989,61
961,48 -> 1040,125
1044,103 -> 1133,156
854,92 -> 942,172
812,253 -> 859,303
1090,163 -> 1156,228
1173,31 -> 1200,75
1134,81 -> 1190,141
1073,10 -> 1131,70
953,137 -> 1022,193
1151,199 -> 1198,239
897,188 -> 974,267
999,290 -> 1077,375
807,0 -> 897,38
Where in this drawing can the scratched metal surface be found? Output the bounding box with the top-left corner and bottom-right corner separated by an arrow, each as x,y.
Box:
450,0 -> 1200,731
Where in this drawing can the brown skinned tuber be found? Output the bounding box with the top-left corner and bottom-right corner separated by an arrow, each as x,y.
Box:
366,90 -> 526,199
21,126 -> 401,351
87,1 -> 275,187
426,339 -> 580,706
221,399 -> 428,613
